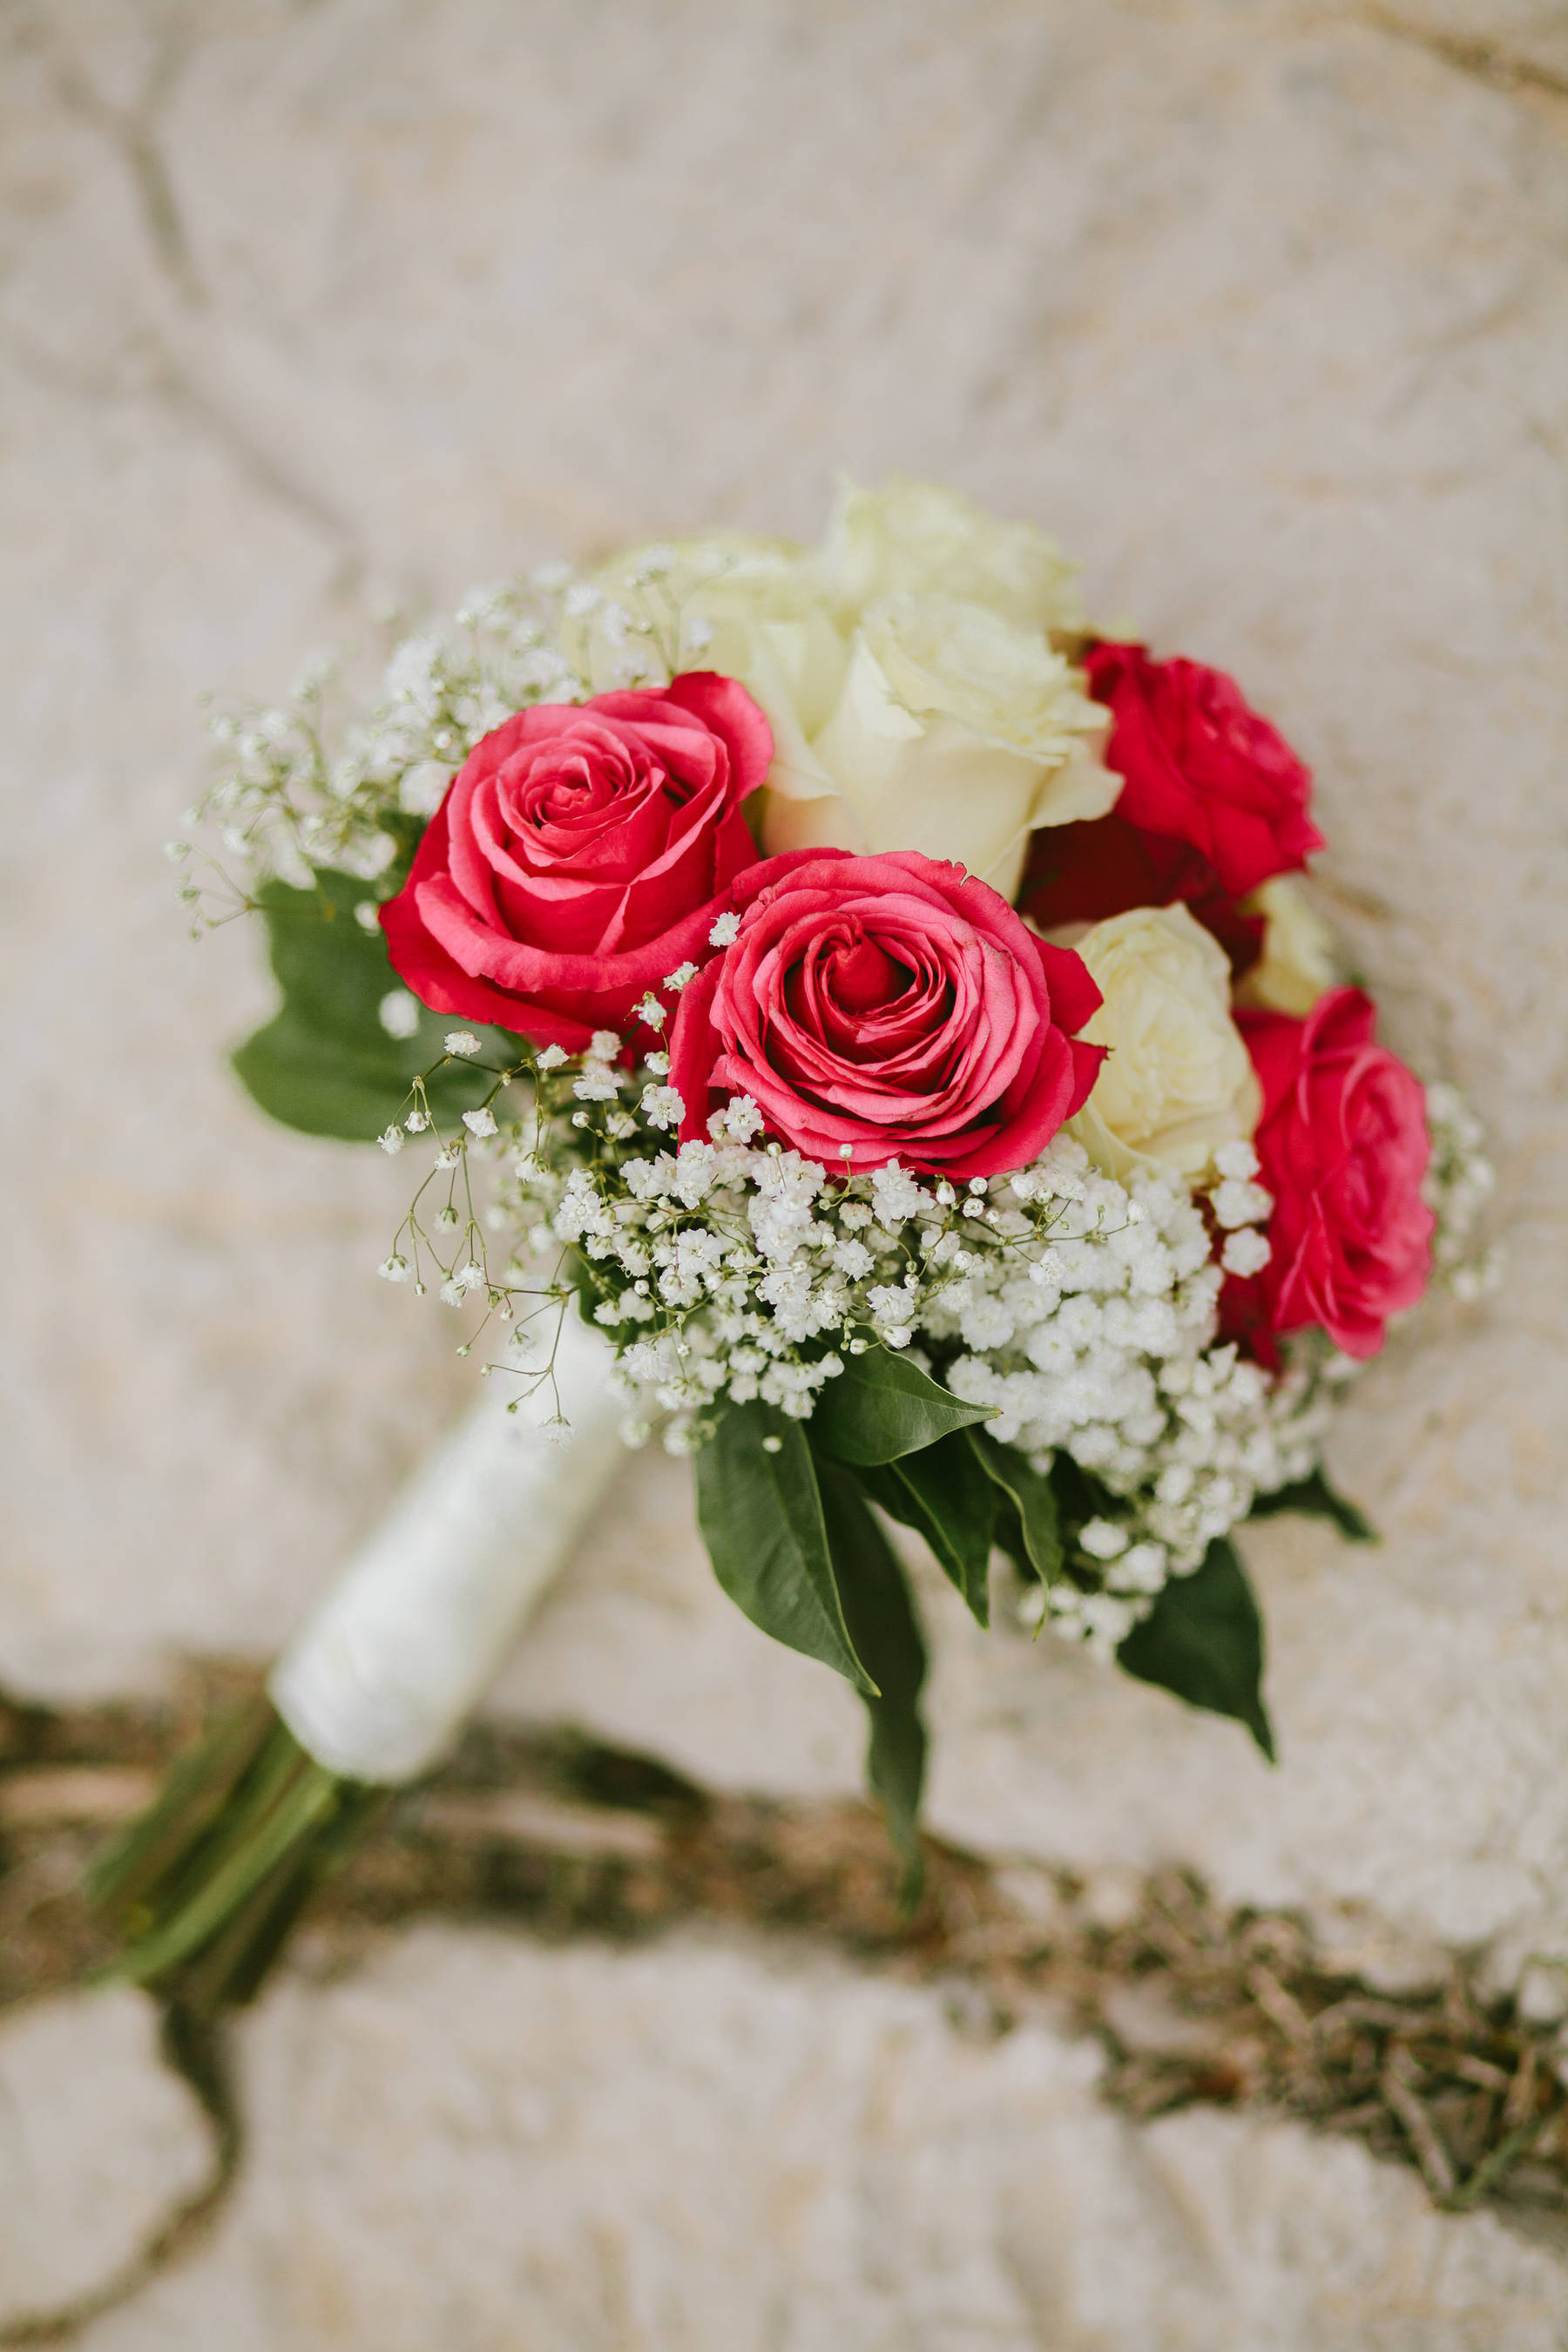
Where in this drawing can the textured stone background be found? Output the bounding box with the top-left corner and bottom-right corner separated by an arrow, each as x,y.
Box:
3,0 -> 1568,2342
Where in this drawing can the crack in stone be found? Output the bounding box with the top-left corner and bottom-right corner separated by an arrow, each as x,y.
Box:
145,337 -> 366,598
1355,5 -> 1568,103
4,1666 -> 1568,2340
1117,0 -> 1568,105
42,9 -> 209,308
119,120 -> 207,312
0,313 -> 364,597
0,2004 -> 240,2350
5,7 -> 366,595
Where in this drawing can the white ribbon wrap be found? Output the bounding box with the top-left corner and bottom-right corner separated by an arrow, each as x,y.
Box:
269,1316 -> 625,1784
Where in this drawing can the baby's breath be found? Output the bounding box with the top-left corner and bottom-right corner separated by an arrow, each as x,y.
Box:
177,577 -> 593,929
1423,1081 -> 1500,1301
373,1024 -> 1311,1652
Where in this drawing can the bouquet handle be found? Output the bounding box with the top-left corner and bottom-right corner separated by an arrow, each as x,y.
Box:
91,1318 -> 626,2011
272,1316 -> 626,1781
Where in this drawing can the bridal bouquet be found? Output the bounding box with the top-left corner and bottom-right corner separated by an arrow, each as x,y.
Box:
101,481 -> 1493,2004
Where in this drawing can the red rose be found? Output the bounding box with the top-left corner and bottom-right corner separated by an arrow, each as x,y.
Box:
1225,988 -> 1434,1361
668,849 -> 1105,1179
1023,642 -> 1324,963
382,674 -> 771,1048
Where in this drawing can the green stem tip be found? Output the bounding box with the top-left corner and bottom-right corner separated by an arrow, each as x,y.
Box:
88,1695 -> 387,2014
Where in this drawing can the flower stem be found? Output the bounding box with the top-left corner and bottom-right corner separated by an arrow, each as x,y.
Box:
88,1695 -> 387,2011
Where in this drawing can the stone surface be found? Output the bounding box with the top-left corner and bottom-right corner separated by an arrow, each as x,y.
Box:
492,1436 -> 1568,1965
0,1987 -> 212,2331
67,1929 -> 1568,2352
4,0 -> 1568,2340
3,0 -> 1563,1962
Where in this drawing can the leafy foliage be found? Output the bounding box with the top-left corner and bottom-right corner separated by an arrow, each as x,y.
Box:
808,1345 -> 993,1467
231,871 -> 510,1140
857,1429 -> 997,1628
974,1433 -> 1063,1587
1044,1447 -> 1119,1534
694,1403 -> 875,1693
815,1458 -> 929,1893
694,1400 -> 934,1887
1247,1466 -> 1377,1544
1117,1537 -> 1276,1760
851,1424 -> 1072,1633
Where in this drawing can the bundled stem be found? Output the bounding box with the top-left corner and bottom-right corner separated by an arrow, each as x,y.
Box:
87,1695 -> 387,2011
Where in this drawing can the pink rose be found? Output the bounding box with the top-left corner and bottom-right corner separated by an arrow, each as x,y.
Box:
382,674 -> 771,1048
668,849 -> 1105,1179
1023,642 -> 1324,967
1225,988 -> 1434,1361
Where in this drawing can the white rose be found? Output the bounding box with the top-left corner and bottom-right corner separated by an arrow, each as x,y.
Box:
1067,902 -> 1261,1182
575,501 -> 1114,902
572,534 -> 850,799
816,475 -> 1085,636
762,591 -> 1115,899
1234,875 -> 1339,1017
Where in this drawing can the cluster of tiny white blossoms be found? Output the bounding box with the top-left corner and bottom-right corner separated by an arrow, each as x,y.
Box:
916,1133 -> 1340,1653
372,975 -> 1321,1650
162,575 -> 597,926
161,555 -> 746,932
369,995 -> 1496,1660
1423,1080 -> 1500,1301
492,1024 -> 1137,1450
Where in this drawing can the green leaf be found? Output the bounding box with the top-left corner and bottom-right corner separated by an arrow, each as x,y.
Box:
1116,1537 -> 1276,1761
694,1403 -> 875,1694
232,871 -> 512,1140
971,1432 -> 1063,1586
1047,1450 -> 1119,1530
856,1431 -> 995,1628
816,1459 -> 929,1896
810,1347 -> 993,1468
1247,1467 -> 1377,1544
